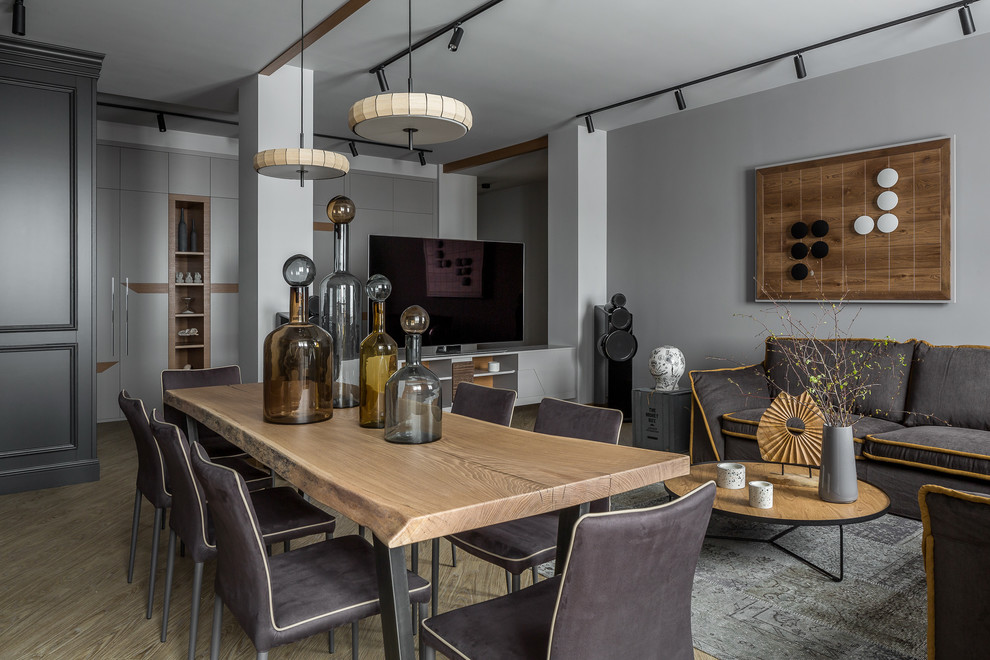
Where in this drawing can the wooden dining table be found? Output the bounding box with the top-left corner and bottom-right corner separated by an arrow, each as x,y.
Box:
164,382 -> 690,660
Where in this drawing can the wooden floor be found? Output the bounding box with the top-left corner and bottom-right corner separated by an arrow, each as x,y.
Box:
0,411 -> 715,659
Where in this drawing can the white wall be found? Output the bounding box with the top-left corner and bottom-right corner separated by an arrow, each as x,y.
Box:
438,172 -> 478,239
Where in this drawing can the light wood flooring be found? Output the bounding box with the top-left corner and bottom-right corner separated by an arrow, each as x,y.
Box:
0,410 -> 715,659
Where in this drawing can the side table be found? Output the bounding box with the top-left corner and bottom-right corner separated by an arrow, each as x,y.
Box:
632,387 -> 691,453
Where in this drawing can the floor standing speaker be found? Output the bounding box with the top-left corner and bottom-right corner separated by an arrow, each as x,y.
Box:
594,293 -> 638,419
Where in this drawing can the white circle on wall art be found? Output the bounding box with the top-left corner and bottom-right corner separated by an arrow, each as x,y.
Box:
877,190 -> 898,211
877,213 -> 899,233
854,215 -> 875,235
877,168 -> 899,188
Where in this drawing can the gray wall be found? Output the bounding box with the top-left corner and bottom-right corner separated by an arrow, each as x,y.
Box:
607,32 -> 990,389
478,181 -> 549,345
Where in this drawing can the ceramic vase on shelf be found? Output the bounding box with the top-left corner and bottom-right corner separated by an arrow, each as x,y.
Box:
384,305 -> 442,444
319,195 -> 362,409
648,345 -> 685,391
177,208 -> 187,252
263,254 -> 334,424
818,425 -> 859,503
359,275 -> 398,428
189,218 -> 198,252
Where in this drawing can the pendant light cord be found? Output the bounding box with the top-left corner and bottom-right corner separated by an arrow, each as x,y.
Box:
407,0 -> 413,93
299,0 -> 305,185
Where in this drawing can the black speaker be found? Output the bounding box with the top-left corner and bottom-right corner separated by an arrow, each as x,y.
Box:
594,293 -> 638,419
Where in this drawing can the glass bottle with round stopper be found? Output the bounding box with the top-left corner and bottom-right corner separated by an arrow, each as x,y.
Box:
318,195 -> 362,409
359,275 -> 398,428
384,305 -> 442,443
263,254 -> 334,424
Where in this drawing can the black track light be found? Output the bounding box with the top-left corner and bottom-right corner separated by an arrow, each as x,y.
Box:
585,114 -> 595,133
674,89 -> 686,111
156,113 -> 167,132
959,4 -> 976,35
349,141 -> 359,157
418,150 -> 427,166
448,24 -> 464,52
794,53 -> 807,79
12,0 -> 25,36
375,67 -> 389,92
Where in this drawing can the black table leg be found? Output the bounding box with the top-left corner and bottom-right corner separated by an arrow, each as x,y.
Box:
708,524 -> 845,582
373,535 -> 415,660
184,415 -> 200,444
555,502 -> 590,575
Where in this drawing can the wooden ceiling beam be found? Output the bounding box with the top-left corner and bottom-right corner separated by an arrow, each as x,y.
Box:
442,135 -> 548,173
259,0 -> 373,76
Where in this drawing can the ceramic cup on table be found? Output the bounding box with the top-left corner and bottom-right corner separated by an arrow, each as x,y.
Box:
716,462 -> 746,489
488,361 -> 500,372
749,481 -> 773,509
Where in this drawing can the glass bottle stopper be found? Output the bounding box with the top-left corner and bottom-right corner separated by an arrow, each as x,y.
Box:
400,305 -> 429,335
283,254 -> 316,287
367,274 -> 392,302
326,195 -> 356,225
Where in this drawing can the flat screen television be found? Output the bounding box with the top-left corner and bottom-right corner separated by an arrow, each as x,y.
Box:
367,235 -> 524,348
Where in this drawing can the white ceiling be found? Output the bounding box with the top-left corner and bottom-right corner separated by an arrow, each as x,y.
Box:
8,0 -> 987,167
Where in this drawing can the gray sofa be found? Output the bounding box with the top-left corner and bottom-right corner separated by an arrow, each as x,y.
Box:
689,338 -> 990,518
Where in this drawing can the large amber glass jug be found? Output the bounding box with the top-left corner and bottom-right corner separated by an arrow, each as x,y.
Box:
359,275 -> 398,428
263,255 -> 334,424
384,306 -> 442,444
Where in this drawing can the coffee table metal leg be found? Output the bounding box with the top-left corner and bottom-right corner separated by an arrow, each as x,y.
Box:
709,524 -> 845,582
555,502 -> 590,575
373,535 -> 415,660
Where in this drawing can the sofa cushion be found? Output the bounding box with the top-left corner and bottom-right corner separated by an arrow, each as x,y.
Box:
864,427 -> 990,481
765,338 -> 915,423
904,342 -> 990,429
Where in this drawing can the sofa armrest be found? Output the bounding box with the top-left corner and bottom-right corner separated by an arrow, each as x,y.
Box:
690,364 -> 771,463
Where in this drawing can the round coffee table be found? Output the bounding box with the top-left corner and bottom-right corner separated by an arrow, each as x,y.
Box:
664,462 -> 890,581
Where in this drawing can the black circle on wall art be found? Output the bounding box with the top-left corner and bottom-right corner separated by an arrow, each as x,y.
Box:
791,263 -> 809,280
791,243 -> 809,259
812,220 -> 830,237
790,222 -> 809,239
811,241 -> 829,258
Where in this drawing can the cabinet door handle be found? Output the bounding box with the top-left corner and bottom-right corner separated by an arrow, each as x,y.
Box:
124,277 -> 130,357
111,276 -> 116,357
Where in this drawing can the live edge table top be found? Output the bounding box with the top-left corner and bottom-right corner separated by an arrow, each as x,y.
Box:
164,382 -> 690,548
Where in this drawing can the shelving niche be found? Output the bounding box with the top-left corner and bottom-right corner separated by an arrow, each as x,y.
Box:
168,194 -> 211,369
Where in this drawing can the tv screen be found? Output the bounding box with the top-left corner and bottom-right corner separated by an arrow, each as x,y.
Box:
368,235 -> 524,347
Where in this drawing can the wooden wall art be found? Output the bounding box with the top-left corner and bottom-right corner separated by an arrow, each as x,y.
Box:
756,137 -> 952,301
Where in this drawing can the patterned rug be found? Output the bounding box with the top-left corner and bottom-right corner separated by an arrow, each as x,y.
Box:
543,485 -> 927,660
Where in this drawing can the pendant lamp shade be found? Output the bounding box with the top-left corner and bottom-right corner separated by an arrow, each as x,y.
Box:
254,148 -> 350,180
348,93 -> 472,145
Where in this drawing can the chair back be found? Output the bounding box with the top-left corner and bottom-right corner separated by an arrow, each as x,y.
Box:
451,382 -> 516,426
920,485 -> 990,660
161,366 -> 241,436
189,441 -> 274,645
149,410 -> 214,562
547,481 -> 715,660
118,390 -> 171,508
534,398 -> 623,512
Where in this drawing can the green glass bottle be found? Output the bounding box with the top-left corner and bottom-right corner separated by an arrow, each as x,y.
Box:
359,275 -> 398,428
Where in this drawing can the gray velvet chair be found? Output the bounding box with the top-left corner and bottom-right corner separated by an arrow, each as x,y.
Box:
445,398 -> 622,602
919,484 -> 990,659
421,481 -> 716,660
149,412 -> 337,660
188,441 -> 432,660
161,366 -> 246,460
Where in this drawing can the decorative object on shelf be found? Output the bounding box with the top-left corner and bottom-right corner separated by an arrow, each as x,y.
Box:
175,272 -> 183,283
185,272 -> 193,283
853,215 -> 875,235
487,361 -> 499,372
648,345 -> 685,391
348,0 -> 472,148
359,274 -> 398,429
177,208 -> 188,252
263,254 -> 334,424
819,425 -> 859,503
716,462 -> 746,489
181,297 -> 194,314
319,195 -> 362,409
253,0 -> 348,184
189,218 -> 198,252
178,328 -> 199,337
384,305 -> 442,444
193,272 -> 202,283
748,480 -> 774,509
756,390 -> 824,466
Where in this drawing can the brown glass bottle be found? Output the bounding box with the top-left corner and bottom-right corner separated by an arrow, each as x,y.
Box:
359,275 -> 398,428
263,255 -> 334,424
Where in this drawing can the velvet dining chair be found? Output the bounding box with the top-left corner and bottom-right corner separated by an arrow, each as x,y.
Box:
421,481 -> 716,660
161,366 -> 247,460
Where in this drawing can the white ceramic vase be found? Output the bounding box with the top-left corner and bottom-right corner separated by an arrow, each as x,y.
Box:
649,345 -> 685,391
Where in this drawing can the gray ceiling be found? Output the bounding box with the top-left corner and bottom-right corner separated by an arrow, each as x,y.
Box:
9,0 -> 985,166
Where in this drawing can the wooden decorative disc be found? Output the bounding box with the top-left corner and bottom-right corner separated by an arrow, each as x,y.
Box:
756,391 -> 824,466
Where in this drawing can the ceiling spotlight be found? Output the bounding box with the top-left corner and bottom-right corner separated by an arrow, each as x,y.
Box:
674,89 -> 686,111
448,24 -> 464,51
12,0 -> 25,36
156,113 -> 167,132
349,141 -> 359,157
585,114 -> 595,133
959,4 -> 976,35
375,67 -> 389,92
418,150 -> 427,166
794,53 -> 807,79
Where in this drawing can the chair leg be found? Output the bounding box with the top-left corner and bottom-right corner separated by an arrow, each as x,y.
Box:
283,540 -> 290,553
161,530 -> 177,642
351,621 -> 359,660
188,561 -> 204,660
147,507 -> 163,619
270,466 -> 276,488
210,594 -> 223,660
421,640 -> 436,660
450,541 -> 457,567
532,566 -> 538,585
431,539 -> 440,617
505,569 -> 511,594
358,525 -> 365,539
328,629 -> 334,653
128,489 -> 141,583
411,542 -> 419,575
257,652 -> 268,660
511,573 -> 520,593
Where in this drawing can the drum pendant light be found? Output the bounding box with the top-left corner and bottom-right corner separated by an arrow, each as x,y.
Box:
254,0 -> 349,185
348,0 -> 472,147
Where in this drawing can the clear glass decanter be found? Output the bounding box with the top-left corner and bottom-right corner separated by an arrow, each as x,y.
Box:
384,305 -> 442,444
359,275 -> 399,428
263,255 -> 334,424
